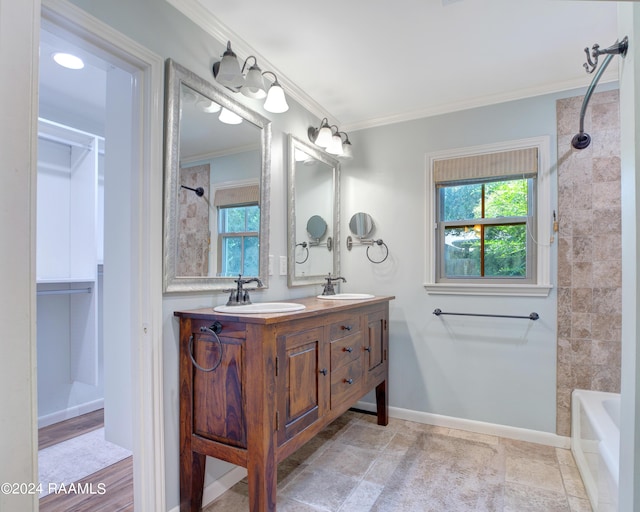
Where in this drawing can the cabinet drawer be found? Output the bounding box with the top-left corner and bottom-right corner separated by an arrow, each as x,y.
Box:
330,332 -> 363,371
330,358 -> 363,406
328,316 -> 361,341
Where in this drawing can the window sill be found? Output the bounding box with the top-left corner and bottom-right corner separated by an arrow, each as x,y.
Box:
424,282 -> 553,297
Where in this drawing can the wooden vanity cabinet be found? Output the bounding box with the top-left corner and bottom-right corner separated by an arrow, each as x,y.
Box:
175,296 -> 393,512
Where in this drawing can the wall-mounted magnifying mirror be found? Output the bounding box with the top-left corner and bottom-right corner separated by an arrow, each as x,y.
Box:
307,215 -> 328,242
163,59 -> 272,292
349,212 -> 375,238
287,134 -> 340,286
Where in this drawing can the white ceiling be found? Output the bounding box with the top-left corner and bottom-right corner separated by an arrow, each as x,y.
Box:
38,1 -> 621,136
178,0 -> 620,131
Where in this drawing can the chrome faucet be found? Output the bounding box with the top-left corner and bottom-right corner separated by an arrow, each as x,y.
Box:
321,273 -> 346,295
226,274 -> 264,306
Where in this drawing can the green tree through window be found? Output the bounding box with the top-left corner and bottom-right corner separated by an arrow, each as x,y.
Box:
218,204 -> 259,277
438,177 -> 532,280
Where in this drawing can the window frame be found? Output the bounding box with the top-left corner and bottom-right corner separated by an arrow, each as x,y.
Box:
425,137 -> 552,297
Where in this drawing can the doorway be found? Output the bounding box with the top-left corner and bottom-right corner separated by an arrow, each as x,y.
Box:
36,2 -> 165,510
36,22 -> 136,508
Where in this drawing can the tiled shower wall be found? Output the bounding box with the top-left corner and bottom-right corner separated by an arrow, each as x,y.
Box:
556,90 -> 622,436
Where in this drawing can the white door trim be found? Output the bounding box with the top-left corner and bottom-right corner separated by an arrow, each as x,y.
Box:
40,1 -> 165,510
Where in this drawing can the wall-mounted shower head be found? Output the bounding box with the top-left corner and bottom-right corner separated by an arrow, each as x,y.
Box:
571,36 -> 628,150
181,185 -> 205,197
571,132 -> 591,150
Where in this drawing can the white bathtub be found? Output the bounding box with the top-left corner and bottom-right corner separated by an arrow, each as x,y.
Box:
571,389 -> 620,512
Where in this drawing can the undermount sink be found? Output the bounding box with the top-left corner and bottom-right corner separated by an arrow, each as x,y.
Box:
317,293 -> 375,300
213,302 -> 306,314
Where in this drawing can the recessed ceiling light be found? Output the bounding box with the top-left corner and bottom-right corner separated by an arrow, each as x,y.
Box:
52,52 -> 84,70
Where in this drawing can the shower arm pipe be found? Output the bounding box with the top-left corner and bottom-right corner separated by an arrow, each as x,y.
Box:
574,54 -> 614,139
572,36 -> 628,150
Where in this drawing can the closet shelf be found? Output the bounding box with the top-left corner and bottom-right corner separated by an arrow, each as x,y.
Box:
37,277 -> 96,285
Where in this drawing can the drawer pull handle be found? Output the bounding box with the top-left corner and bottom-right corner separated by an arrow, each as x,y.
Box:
344,347 -> 353,353
345,378 -> 354,384
341,325 -> 352,331
365,347 -> 372,352
319,368 -> 328,376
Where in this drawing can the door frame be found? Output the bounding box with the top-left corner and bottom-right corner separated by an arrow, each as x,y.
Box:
40,1 -> 165,510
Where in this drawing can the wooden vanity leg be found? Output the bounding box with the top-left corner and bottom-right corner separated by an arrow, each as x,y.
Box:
246,454 -> 277,512
375,380 -> 388,426
180,449 -> 206,512
245,324 -> 278,511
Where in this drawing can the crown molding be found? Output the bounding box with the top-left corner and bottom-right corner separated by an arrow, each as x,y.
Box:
342,72 -> 619,133
166,0 -> 336,123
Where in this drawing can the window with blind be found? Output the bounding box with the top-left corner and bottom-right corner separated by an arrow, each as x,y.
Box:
426,138 -> 552,296
214,184 -> 260,277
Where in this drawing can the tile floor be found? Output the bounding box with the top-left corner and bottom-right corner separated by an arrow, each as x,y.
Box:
203,410 -> 592,512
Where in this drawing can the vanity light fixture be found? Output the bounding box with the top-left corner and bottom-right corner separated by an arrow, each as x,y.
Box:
240,57 -> 267,99
213,41 -> 244,89
308,118 -> 333,148
212,41 -> 289,113
262,71 -> 289,113
308,118 -> 353,159
325,129 -> 344,156
339,132 -> 353,160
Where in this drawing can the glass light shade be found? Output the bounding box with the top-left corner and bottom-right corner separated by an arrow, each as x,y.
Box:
263,83 -> 289,113
218,108 -> 243,125
314,125 -> 333,148
340,141 -> 353,160
294,148 -> 310,162
216,43 -> 244,89
241,65 -> 267,99
326,134 -> 344,155
197,98 -> 221,113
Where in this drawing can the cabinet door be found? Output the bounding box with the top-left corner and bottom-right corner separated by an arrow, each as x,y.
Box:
277,326 -> 328,445
191,321 -> 247,448
365,309 -> 388,384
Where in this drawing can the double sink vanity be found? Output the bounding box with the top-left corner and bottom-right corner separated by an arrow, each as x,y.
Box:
176,294 -> 393,511
162,59 -> 393,511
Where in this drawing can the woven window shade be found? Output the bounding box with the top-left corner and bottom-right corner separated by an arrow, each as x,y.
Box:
213,185 -> 259,207
433,147 -> 538,184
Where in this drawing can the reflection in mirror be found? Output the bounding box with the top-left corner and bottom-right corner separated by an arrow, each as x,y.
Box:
349,212 -> 375,238
287,135 -> 340,287
307,215 -> 327,242
163,59 -> 271,292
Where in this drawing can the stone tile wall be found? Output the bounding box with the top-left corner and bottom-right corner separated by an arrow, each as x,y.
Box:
177,164 -> 211,276
555,90 -> 622,436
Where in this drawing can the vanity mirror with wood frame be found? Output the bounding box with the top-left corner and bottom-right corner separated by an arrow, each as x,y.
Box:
163,59 -> 272,292
287,134 -> 340,287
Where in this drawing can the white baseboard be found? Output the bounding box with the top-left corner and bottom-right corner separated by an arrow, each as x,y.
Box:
38,398 -> 104,428
168,466 -> 247,512
355,401 -> 571,449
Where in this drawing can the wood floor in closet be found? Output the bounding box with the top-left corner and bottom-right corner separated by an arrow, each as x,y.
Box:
39,409 -> 134,512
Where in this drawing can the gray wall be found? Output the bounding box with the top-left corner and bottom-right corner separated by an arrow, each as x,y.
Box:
342,97 -> 558,431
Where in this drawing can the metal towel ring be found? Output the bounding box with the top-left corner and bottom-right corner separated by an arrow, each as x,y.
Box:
366,239 -> 389,264
188,324 -> 223,372
295,241 -> 309,264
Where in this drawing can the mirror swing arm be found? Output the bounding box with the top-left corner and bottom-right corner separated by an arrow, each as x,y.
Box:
163,58 -> 272,293
295,234 -> 333,265
346,212 -> 389,264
